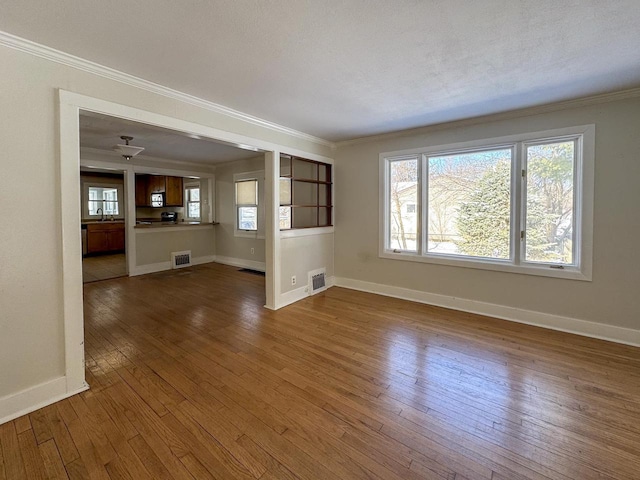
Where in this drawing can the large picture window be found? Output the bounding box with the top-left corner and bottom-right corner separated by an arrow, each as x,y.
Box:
380,125 -> 594,280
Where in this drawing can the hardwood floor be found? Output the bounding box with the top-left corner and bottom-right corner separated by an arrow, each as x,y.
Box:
2,262 -> 640,479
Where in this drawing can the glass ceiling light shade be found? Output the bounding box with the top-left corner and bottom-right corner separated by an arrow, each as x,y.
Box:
113,135 -> 144,160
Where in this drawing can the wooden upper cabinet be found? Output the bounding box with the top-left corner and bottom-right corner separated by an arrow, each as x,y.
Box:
135,174 -> 150,206
165,176 -> 184,206
148,175 -> 166,194
135,174 -> 184,207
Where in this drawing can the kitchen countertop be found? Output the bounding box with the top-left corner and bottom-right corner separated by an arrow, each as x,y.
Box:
134,221 -> 218,229
82,219 -> 125,224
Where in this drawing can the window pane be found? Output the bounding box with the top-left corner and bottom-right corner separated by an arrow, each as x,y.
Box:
389,158 -> 418,252
188,202 -> 200,218
151,193 -> 163,207
188,188 -> 200,202
104,201 -> 118,215
88,200 -> 100,215
102,189 -> 117,202
279,178 -> 291,205
238,206 -> 257,230
428,148 -> 511,259
236,180 -> 257,205
279,206 -> 291,229
525,140 -> 575,264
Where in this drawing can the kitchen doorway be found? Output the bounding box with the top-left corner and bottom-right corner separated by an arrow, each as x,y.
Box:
80,169 -> 128,283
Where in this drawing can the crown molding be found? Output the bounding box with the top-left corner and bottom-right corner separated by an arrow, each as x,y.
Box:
336,86 -> 640,148
0,30 -> 335,149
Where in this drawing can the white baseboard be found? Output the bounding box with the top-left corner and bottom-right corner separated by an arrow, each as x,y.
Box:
131,255 -> 216,276
278,276 -> 335,309
214,255 -> 266,272
131,261 -> 172,276
192,255 -> 216,266
279,285 -> 309,308
0,377 -> 88,425
334,277 -> 640,347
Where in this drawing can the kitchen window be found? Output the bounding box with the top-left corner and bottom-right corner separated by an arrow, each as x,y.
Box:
185,184 -> 201,220
85,184 -> 124,218
380,125 -> 594,280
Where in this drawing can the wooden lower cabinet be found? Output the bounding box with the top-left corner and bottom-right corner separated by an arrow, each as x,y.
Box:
86,223 -> 125,254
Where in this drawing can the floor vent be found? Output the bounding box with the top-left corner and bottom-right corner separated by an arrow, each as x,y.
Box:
308,268 -> 327,295
171,250 -> 192,269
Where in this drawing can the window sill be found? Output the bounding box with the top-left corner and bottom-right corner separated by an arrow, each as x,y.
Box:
235,230 -> 260,239
379,250 -> 591,281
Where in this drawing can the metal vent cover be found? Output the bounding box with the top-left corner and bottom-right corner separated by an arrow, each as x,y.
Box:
308,268 -> 327,295
171,250 -> 192,269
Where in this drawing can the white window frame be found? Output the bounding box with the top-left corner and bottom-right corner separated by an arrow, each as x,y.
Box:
379,125 -> 595,280
234,170 -> 265,239
82,182 -> 124,219
184,181 -> 201,221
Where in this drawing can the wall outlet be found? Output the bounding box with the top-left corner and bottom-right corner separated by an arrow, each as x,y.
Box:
250,247 -> 255,255
291,275 -> 296,286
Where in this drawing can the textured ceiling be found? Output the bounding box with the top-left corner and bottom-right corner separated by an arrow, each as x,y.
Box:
80,113 -> 260,164
3,1 -> 640,141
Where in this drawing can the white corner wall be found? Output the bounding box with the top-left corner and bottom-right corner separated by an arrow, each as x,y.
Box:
279,231 -> 335,307
215,156 -> 267,270
334,96 -> 640,345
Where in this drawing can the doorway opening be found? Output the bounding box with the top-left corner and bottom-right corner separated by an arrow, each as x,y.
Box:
60,90 -> 284,395
80,168 -> 127,283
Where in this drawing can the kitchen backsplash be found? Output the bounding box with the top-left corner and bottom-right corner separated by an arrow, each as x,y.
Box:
136,206 -> 185,220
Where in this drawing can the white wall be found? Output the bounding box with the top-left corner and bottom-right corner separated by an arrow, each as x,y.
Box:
334,96 -> 640,337
215,156 -> 266,268
281,232 -> 334,294
0,43 -> 331,414
135,228 -> 215,266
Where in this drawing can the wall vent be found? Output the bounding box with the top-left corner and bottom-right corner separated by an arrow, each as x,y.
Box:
171,250 -> 192,269
308,268 -> 327,295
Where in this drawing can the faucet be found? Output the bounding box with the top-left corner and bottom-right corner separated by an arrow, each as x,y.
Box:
96,207 -> 104,221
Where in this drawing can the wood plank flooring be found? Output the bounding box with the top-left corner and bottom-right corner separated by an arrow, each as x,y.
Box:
2,262 -> 640,479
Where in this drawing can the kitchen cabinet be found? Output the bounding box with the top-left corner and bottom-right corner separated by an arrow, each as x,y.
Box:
86,222 -> 125,254
165,176 -> 184,206
135,175 -> 149,206
135,174 -> 184,207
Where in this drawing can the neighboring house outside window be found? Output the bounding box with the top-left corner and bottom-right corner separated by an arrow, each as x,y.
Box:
380,125 -> 594,280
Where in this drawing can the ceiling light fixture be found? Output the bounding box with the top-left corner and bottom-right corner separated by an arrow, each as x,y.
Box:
113,135 -> 144,160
